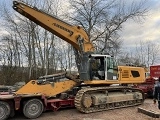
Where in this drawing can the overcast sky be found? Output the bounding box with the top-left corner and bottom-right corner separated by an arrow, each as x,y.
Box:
120,0 -> 160,51
0,0 -> 160,64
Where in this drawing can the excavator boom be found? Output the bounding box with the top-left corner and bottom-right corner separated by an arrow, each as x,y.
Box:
13,1 -> 94,52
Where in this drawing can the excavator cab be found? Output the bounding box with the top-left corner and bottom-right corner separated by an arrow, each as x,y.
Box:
90,54 -> 118,80
79,53 -> 118,81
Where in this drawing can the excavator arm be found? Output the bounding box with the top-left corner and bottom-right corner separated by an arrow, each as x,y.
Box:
13,1 -> 94,53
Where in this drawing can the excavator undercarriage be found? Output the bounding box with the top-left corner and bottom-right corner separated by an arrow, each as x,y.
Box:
75,86 -> 144,113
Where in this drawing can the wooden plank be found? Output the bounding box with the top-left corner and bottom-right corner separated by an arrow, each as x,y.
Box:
138,107 -> 160,118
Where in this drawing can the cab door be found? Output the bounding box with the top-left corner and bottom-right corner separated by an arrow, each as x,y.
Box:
105,57 -> 118,80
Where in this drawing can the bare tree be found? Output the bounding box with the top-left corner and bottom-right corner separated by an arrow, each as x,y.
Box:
69,0 -> 148,54
0,0 -> 77,82
118,40 -> 160,67
0,0 -> 71,83
135,41 -> 160,67
66,0 -> 149,71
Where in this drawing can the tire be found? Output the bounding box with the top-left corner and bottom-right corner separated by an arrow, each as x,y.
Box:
23,99 -> 44,119
0,101 -> 11,120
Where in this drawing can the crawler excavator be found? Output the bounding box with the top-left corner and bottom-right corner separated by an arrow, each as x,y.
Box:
0,1 -> 146,120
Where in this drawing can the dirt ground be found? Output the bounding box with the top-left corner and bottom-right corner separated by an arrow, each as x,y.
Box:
10,99 -> 160,120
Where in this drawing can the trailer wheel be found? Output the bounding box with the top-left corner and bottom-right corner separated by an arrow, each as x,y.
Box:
0,101 -> 11,120
23,99 -> 44,119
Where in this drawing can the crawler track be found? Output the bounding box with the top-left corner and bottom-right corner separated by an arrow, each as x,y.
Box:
74,86 -> 144,113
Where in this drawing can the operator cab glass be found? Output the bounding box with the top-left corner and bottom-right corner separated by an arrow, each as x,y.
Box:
90,54 -> 118,80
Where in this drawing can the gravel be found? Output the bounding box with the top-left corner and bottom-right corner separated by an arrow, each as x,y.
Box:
10,99 -> 160,120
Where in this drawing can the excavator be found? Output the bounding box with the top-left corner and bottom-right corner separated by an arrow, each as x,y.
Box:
0,1 -> 145,120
